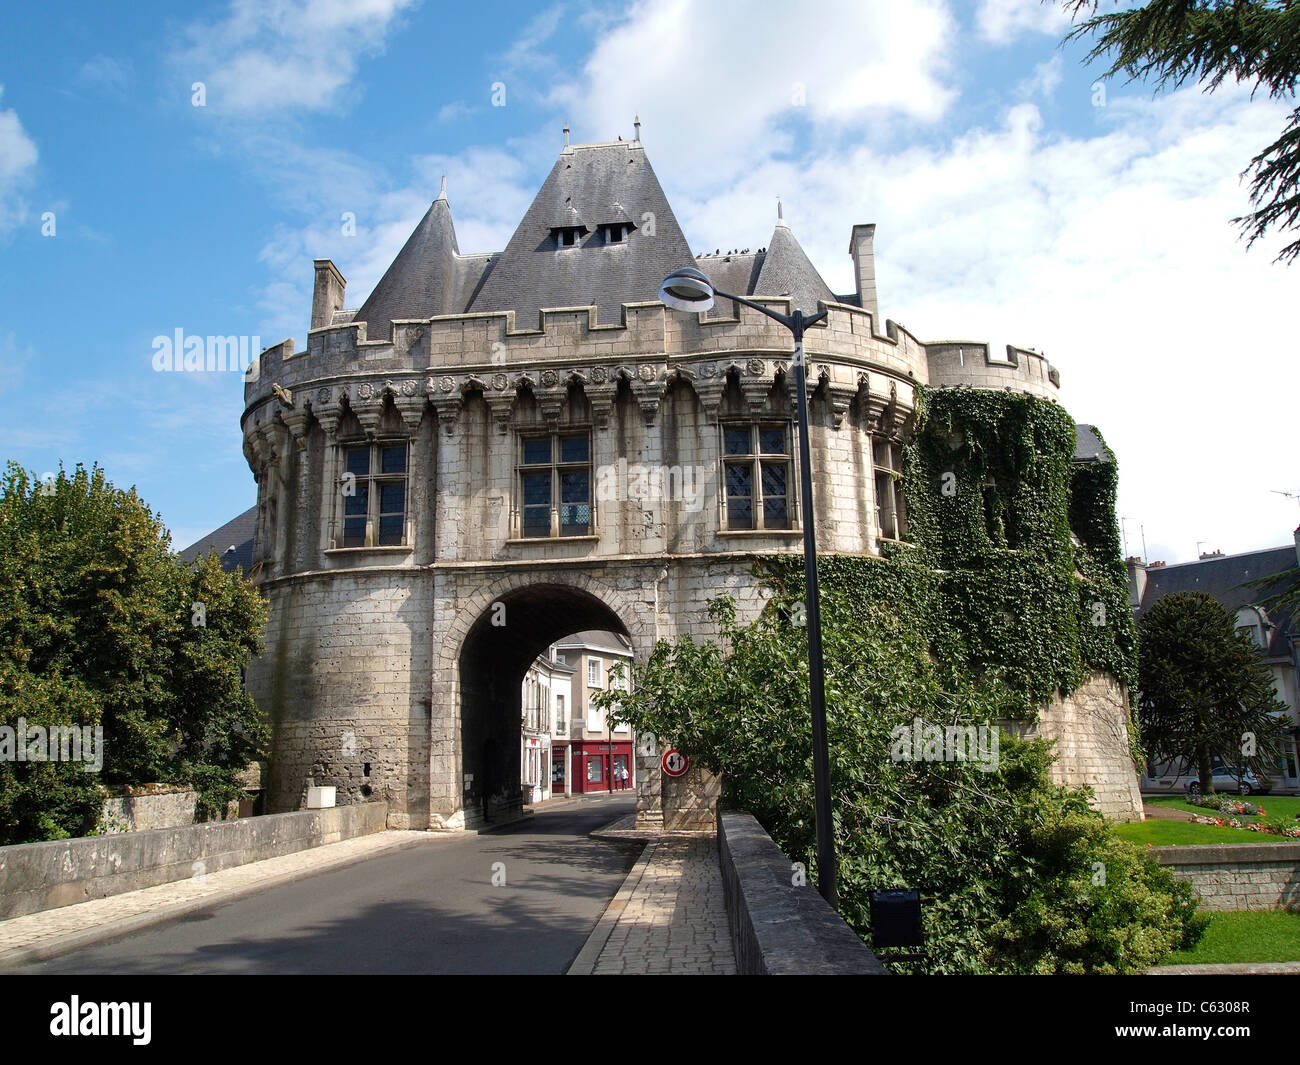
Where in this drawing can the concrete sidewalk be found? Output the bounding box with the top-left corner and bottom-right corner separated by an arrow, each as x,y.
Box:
0,829 -> 438,969
569,836 -> 736,975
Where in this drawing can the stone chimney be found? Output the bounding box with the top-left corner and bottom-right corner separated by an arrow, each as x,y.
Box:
1294,525 -> 1300,567
312,259 -> 347,330
1126,556 -> 1147,610
849,224 -> 879,326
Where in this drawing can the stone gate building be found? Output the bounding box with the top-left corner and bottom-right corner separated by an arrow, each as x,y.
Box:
236,128 -> 1143,829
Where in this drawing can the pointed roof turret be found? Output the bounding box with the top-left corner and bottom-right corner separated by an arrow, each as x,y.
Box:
467,138 -> 697,328
355,193 -> 461,340
753,214 -> 835,309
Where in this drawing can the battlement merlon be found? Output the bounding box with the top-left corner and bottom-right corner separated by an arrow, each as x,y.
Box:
924,341 -> 1061,403
243,298 -> 931,410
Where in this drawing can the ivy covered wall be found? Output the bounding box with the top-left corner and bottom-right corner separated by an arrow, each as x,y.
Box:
765,385 -> 1138,740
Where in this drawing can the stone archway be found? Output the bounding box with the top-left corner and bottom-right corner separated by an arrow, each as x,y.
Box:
435,574 -> 652,829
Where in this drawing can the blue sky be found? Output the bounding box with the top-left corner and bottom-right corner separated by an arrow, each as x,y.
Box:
2,0 -> 1296,563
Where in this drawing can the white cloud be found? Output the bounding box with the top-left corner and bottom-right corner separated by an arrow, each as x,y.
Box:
1017,54 -> 1064,99
546,0 -> 956,186
976,0 -> 1072,43
172,0 -> 417,114
0,85 -> 38,235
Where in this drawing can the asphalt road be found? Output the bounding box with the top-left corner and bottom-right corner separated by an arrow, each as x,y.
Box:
19,794 -> 641,975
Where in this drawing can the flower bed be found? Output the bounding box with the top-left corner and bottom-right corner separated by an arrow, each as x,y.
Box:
1187,795 -> 1264,817
1188,814 -> 1300,839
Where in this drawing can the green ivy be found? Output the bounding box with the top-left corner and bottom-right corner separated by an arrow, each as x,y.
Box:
764,386 -> 1138,737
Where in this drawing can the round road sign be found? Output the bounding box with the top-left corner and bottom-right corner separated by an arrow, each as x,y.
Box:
662,748 -> 688,777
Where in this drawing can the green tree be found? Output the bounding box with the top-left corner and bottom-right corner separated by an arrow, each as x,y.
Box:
598,585 -> 1204,974
1137,590 -> 1287,794
1060,0 -> 1300,262
0,462 -> 269,843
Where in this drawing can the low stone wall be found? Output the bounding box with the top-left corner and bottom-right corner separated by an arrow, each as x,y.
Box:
0,801 -> 388,921
718,811 -> 887,974
1150,843 -> 1300,911
99,785 -> 199,833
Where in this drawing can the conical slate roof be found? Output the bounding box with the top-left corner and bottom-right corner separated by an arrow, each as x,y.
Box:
752,220 -> 836,308
356,195 -> 461,340
466,141 -> 698,328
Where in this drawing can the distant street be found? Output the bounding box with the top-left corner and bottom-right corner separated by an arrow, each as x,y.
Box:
19,795 -> 640,975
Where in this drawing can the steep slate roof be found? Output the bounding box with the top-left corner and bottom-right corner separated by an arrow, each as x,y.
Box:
351,139 -> 845,337
466,141 -> 698,328
356,195 -> 468,340
752,221 -> 837,309
1073,424 -> 1110,463
178,505 -> 257,575
1137,544 -> 1298,659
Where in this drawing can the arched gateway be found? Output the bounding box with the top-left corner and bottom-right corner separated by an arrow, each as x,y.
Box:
237,129 -> 1144,830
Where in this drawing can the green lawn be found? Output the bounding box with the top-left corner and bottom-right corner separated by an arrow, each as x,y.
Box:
1161,911 -> 1300,965
1113,820 -> 1275,846
1144,794 -> 1300,820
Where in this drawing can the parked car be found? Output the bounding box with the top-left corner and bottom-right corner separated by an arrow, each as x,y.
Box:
1185,765 -> 1272,797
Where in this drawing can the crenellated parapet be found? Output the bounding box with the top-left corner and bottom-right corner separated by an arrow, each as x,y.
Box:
242,298 -> 927,442
924,341 -> 1060,402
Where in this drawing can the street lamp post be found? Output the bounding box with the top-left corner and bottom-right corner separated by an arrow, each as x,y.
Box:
658,267 -> 837,907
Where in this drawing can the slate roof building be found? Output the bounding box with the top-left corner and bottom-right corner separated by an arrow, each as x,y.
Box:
1130,535 -> 1300,792
231,126 -> 1142,829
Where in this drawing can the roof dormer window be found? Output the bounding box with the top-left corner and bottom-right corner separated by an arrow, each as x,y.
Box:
601,222 -> 632,244
552,225 -> 585,249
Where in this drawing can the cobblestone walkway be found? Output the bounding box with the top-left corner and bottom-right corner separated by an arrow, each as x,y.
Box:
580,837 -> 736,975
0,830 -> 436,968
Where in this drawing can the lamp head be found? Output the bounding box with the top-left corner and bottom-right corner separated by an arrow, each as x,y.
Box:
658,267 -> 715,313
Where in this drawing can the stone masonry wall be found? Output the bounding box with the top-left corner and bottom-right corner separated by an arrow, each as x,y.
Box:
1008,671 -> 1144,821
1151,843 -> 1300,911
245,571 -> 433,829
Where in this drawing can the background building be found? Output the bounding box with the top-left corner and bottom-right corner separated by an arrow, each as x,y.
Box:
1129,531 -> 1300,793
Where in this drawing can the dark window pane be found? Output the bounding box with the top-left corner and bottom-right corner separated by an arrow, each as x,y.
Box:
522,506 -> 550,537
725,463 -> 752,496
560,503 -> 590,534
344,484 -> 368,516
381,445 -> 407,474
763,497 -> 789,528
727,497 -> 753,528
345,448 -> 370,476
523,437 -> 551,465
342,517 -> 366,547
761,462 -> 787,497
560,435 -> 589,463
561,470 -> 589,504
873,438 -> 893,470
759,428 -> 786,454
379,482 -> 405,514
523,472 -> 551,506
724,428 -> 750,455
378,515 -> 403,545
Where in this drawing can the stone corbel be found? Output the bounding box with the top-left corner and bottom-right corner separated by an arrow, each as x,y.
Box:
739,377 -> 771,418
826,382 -> 858,431
538,394 -> 565,424
279,406 -> 313,448
429,393 -> 463,436
393,397 -> 427,434
634,388 -> 660,425
693,376 -> 724,422
484,391 -> 515,434
586,387 -> 616,429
